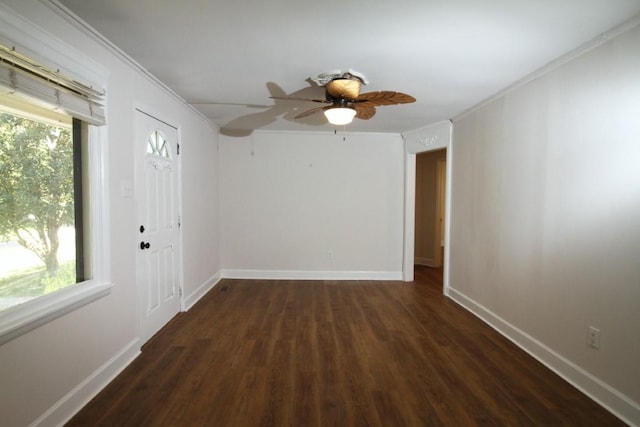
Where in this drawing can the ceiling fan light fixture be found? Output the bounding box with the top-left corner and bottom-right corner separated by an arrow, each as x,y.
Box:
324,107 -> 356,126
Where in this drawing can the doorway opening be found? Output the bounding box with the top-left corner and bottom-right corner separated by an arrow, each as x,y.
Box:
414,149 -> 447,289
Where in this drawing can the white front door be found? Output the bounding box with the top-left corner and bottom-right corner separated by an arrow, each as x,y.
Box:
135,109 -> 181,345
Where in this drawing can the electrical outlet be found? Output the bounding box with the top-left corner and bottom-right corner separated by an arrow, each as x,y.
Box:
588,326 -> 601,349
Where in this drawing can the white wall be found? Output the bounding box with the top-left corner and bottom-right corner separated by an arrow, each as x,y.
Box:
2,0 -> 636,425
181,120 -> 220,308
220,131 -> 405,279
449,22 -> 640,424
0,1 -> 219,425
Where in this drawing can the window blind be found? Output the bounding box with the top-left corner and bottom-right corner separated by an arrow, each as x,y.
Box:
0,44 -> 105,126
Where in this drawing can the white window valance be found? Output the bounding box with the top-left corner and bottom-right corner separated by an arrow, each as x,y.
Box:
0,44 -> 105,125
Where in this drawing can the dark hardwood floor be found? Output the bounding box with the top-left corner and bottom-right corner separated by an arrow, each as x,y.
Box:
67,266 -> 625,426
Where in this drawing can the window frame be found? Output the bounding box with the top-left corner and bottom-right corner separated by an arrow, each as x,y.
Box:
0,6 -> 111,345
0,119 -> 111,346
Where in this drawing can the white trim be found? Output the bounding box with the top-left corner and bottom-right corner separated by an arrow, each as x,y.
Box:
0,118 -> 111,346
30,338 -> 141,427
0,282 -> 111,346
221,269 -> 403,281
41,0 -> 159,92
0,2 -> 107,92
452,15 -> 640,123
176,125 -> 185,311
0,2 -> 112,345
184,272 -> 222,311
401,121 -> 452,289
402,150 -> 416,281
43,0 -> 218,132
87,124 -> 111,285
403,120 -> 451,153
442,133 -> 453,296
448,288 -> 639,426
434,158 -> 446,267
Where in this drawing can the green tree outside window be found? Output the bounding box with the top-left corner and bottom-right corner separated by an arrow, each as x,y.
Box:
0,112 -> 76,302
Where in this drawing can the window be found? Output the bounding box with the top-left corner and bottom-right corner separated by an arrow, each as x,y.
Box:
147,130 -> 170,158
0,103 -> 88,311
0,35 -> 110,344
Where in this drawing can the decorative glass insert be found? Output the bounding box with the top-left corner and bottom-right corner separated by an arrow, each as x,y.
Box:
146,130 -> 170,158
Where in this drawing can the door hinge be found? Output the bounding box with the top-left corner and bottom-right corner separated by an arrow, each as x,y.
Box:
178,215 -> 182,228
177,143 -> 180,155
179,288 -> 183,297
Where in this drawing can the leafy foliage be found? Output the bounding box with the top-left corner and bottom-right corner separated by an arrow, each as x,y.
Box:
0,112 -> 74,275
0,261 -> 75,298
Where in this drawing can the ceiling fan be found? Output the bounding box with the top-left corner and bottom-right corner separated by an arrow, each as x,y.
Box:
271,70 -> 416,126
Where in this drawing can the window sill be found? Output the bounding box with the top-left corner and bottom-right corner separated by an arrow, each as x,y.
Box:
0,281 -> 112,346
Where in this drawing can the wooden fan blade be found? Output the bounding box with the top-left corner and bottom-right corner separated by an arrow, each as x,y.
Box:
355,104 -> 376,120
294,106 -> 328,119
270,96 -> 329,103
355,91 -> 416,106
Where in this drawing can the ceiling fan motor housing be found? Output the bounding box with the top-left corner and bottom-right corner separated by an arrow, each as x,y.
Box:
326,78 -> 362,100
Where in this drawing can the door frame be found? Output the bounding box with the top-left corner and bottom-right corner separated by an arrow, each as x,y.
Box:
402,122 -> 452,295
434,157 -> 447,267
133,106 -> 184,341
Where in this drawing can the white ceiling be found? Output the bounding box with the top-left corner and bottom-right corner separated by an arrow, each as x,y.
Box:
57,0 -> 640,135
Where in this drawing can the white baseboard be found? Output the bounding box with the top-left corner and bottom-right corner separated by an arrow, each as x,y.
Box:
448,288 -> 639,427
221,269 -> 403,281
183,272 -> 222,311
33,271 -> 225,427
31,338 -> 141,427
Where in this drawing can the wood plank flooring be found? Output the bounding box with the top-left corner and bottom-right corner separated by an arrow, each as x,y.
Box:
66,266 -> 625,426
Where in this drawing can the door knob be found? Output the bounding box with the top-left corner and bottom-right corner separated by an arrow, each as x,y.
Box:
140,241 -> 150,250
